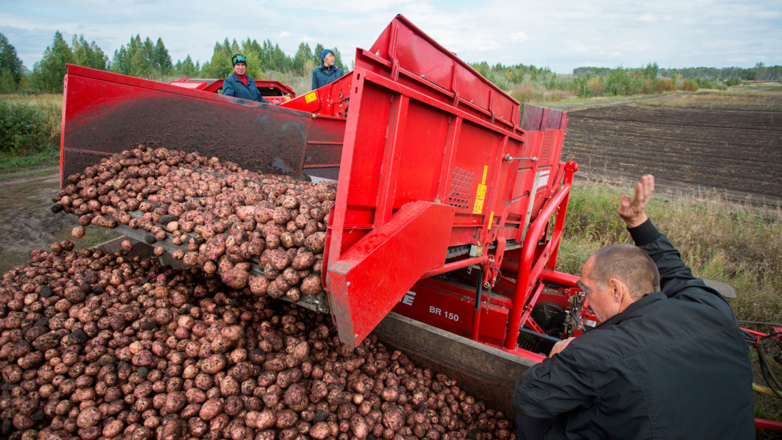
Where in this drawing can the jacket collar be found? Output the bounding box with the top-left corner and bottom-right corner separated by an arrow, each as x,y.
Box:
231,72 -> 253,85
594,291 -> 665,328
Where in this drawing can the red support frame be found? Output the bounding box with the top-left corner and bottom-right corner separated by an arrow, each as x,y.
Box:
503,162 -> 577,350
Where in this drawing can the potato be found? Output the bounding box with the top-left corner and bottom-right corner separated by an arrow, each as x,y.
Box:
199,398 -> 224,421
285,287 -> 302,302
382,405 -> 405,431
164,391 -> 187,413
72,226 -> 86,239
301,274 -> 323,295
284,383 -> 307,411
291,250 -> 316,270
254,409 -> 277,430
282,267 -> 301,286
276,409 -> 299,429
304,232 -> 327,253
224,395 -> 244,416
268,249 -> 291,271
76,406 -> 101,428
267,282 -> 285,299
249,276 -> 269,296
263,357 -> 286,372
221,267 -> 249,289
310,421 -> 331,439
199,354 -> 227,374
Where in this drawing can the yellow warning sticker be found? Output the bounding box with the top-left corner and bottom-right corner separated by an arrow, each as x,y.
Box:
473,165 -> 489,214
473,183 -> 487,214
473,198 -> 484,214
488,211 -> 494,230
476,184 -> 487,200
305,92 -> 318,104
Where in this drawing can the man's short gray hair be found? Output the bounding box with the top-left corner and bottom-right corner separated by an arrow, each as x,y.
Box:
588,244 -> 660,299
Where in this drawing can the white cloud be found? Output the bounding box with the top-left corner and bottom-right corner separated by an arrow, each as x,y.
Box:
279,31 -> 290,38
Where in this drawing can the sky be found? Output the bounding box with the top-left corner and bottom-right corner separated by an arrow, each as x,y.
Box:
1,0 -> 781,74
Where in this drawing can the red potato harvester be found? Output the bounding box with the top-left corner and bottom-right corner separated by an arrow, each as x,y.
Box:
58,15 -> 782,429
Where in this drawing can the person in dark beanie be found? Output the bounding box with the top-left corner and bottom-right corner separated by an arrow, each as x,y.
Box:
223,53 -> 271,104
311,49 -> 344,90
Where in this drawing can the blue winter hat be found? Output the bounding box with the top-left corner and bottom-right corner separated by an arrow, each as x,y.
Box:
320,49 -> 334,63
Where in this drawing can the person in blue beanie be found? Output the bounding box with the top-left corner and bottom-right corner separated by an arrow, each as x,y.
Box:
223,54 -> 271,104
312,49 -> 344,90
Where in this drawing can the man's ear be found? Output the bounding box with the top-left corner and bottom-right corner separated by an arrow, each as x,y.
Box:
608,278 -> 626,301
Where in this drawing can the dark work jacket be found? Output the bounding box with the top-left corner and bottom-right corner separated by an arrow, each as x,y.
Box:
223,73 -> 270,104
512,220 -> 754,440
311,65 -> 344,90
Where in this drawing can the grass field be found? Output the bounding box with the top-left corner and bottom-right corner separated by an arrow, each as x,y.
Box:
0,94 -> 62,173
638,83 -> 782,111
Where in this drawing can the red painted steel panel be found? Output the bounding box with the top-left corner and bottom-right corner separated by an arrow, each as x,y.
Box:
391,100 -> 450,209
367,16 -> 519,125
394,279 -> 511,346
328,202 -> 454,346
60,65 -> 345,187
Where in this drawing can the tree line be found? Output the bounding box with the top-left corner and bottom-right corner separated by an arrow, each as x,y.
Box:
575,63 -> 782,82
0,31 -> 347,93
1,30 -> 779,96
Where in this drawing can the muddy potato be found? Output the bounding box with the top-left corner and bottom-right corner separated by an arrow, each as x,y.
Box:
199,398 -> 224,421
199,354 -> 227,374
382,405 -> 405,431
276,409 -> 299,429
291,250 -> 316,270
304,231 -> 327,253
221,267 -> 249,289
269,249 -> 291,271
249,276 -> 269,296
72,226 -> 86,239
254,409 -> 277,430
310,421 -> 331,439
301,274 -> 323,295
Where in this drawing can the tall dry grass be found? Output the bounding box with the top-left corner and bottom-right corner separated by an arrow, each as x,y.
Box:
556,180 -> 782,324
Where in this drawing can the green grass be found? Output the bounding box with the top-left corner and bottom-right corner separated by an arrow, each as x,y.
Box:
0,149 -> 59,175
637,85 -> 782,110
556,180 -> 782,424
0,94 -> 62,173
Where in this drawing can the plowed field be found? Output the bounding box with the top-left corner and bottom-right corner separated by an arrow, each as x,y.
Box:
562,103 -> 782,201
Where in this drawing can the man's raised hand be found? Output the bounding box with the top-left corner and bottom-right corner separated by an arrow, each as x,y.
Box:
617,175 -> 654,228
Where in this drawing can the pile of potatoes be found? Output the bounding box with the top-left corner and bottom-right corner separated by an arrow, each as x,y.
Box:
0,245 -> 515,440
52,147 -> 337,302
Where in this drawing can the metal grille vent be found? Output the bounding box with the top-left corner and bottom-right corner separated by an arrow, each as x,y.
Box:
447,167 -> 474,210
539,134 -> 554,162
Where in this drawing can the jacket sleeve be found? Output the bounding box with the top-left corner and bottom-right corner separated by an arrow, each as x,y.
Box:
512,349 -> 596,418
312,70 -> 320,90
628,219 -> 732,312
222,76 -> 236,97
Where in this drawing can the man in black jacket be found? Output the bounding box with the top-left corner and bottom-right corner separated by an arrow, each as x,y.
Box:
512,175 -> 754,440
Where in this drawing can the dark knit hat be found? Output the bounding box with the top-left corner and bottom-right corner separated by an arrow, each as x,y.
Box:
232,54 -> 247,66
